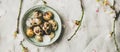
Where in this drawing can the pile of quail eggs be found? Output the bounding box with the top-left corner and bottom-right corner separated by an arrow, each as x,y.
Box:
26,10 -> 58,42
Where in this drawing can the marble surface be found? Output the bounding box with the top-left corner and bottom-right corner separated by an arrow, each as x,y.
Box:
0,0 -> 120,52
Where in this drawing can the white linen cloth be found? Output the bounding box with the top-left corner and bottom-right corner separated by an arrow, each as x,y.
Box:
0,0 -> 120,52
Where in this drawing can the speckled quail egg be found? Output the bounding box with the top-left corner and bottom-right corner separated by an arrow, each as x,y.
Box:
26,18 -> 42,27
33,26 -> 43,36
33,10 -> 42,18
35,35 -> 43,42
43,11 -> 53,21
42,22 -> 52,35
49,32 -> 55,39
26,28 -> 34,37
31,18 -> 42,25
48,20 -> 58,31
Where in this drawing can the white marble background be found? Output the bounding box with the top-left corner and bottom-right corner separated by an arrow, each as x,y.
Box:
0,0 -> 120,52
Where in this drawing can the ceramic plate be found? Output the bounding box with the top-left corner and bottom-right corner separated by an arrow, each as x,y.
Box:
21,5 -> 62,46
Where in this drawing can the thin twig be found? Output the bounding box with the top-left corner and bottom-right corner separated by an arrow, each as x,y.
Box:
42,0 -> 47,5
111,13 -> 120,52
113,33 -> 120,52
110,18 -> 120,52
110,0 -> 120,52
14,0 -> 23,38
68,0 -> 84,41
110,17 -> 120,52
20,39 -> 29,52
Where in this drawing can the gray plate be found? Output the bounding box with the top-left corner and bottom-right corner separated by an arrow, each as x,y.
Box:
21,5 -> 62,47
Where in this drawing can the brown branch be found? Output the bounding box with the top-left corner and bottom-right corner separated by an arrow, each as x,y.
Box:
68,0 -> 84,41
42,0 -> 47,5
110,12 -> 120,52
14,0 -> 23,38
20,39 -> 29,52
110,0 -> 120,51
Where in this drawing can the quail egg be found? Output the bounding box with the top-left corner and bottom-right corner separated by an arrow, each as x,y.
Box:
43,11 -> 53,21
35,35 -> 43,42
48,20 -> 58,31
26,28 -> 34,37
